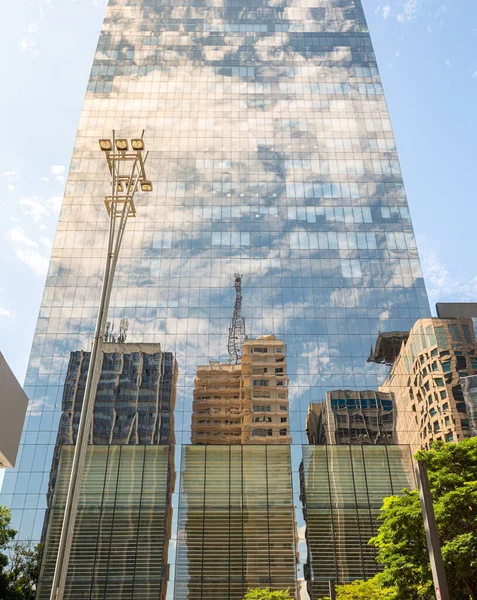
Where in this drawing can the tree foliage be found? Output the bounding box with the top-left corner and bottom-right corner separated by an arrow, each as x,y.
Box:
243,588 -> 293,600
370,438 -> 477,600
0,506 -> 42,600
318,577 -> 396,599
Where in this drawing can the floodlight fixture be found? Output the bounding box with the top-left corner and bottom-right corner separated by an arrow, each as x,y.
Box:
115,139 -> 128,151
99,139 -> 112,151
140,180 -> 153,192
131,138 -> 145,151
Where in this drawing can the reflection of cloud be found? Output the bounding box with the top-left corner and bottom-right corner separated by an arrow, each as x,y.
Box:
4,226 -> 50,276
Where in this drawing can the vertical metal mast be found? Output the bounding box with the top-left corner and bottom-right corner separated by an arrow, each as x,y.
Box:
49,131 -> 152,600
227,273 -> 246,364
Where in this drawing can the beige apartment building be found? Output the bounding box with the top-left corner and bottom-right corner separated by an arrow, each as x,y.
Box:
379,318 -> 477,450
191,335 -> 290,444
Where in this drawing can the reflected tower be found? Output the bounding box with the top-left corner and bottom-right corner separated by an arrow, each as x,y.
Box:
1,0 -> 431,596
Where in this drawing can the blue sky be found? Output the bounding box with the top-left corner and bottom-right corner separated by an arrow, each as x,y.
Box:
0,0 -> 476,382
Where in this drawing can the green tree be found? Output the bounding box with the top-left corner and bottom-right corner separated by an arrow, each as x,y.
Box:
243,588 -> 293,600
371,438 -> 477,600
318,577 -> 396,599
0,506 -> 42,600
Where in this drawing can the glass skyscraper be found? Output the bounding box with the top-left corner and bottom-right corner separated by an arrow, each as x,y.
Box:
1,0 -> 430,595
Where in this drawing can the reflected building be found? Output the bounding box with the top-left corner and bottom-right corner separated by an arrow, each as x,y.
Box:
192,363 -> 243,443
191,335 -> 290,444
37,344 -> 177,599
378,318 -> 477,450
306,390 -> 395,445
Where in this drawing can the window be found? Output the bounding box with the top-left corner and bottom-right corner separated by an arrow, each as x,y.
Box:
279,405 -> 287,411
253,404 -> 271,412
444,416 -> 450,426
254,416 -> 271,423
275,347 -> 283,353
440,390 -> 447,400
445,433 -> 454,442
434,378 -> 444,387
253,347 -> 268,353
461,419 -> 470,427
442,402 -> 449,411
279,428 -> 288,436
253,379 -> 269,387
462,325 -> 472,343
456,356 -> 467,371
280,417 -> 287,423
449,325 -> 461,342
435,327 -> 447,348
442,361 -> 451,373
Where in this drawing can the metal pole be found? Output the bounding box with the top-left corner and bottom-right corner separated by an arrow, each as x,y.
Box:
328,580 -> 336,600
415,460 -> 450,600
49,133 -> 146,600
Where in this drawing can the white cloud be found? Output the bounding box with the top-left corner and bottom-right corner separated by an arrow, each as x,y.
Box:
472,71 -> 477,79
445,60 -> 451,67
0,169 -> 17,177
19,195 -> 62,222
0,307 -> 15,319
20,196 -> 49,222
51,165 -> 66,182
396,0 -> 419,23
4,226 -> 50,276
418,236 -> 477,309
19,38 -> 39,57
47,195 -> 63,211
376,3 -> 392,19
7,184 -> 15,192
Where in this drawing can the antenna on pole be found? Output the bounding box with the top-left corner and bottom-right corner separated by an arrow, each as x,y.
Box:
118,317 -> 129,343
227,273 -> 246,365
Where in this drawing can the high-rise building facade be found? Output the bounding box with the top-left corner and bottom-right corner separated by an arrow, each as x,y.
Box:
1,0 -> 431,595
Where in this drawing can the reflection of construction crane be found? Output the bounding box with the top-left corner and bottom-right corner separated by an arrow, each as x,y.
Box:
228,273 -> 246,364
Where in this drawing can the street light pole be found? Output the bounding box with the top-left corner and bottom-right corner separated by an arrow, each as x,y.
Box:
49,131 -> 152,600
415,460 -> 450,600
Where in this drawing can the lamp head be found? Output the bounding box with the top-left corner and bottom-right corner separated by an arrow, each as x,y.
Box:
140,180 -> 153,192
99,139 -> 112,151
115,139 -> 128,151
131,139 -> 145,151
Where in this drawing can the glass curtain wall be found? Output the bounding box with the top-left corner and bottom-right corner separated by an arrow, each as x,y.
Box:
37,445 -> 173,600
0,3 -> 431,600
300,445 -> 415,598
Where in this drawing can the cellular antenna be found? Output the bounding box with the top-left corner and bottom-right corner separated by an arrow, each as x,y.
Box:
118,317 -> 129,343
228,273 -> 246,364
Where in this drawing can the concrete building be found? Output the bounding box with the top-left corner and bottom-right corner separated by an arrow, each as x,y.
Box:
306,390 -> 395,445
191,363 -> 243,444
379,318 -> 477,450
191,335 -> 290,444
0,352 -> 28,468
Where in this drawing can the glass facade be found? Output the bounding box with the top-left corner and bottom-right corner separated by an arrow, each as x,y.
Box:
1,0 -> 431,594
300,445 -> 414,597
37,445 -> 173,600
